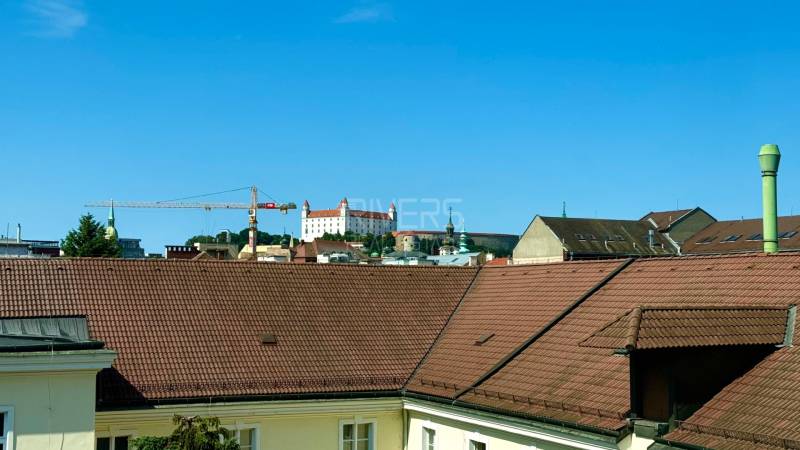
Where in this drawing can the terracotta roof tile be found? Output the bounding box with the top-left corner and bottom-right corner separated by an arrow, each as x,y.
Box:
458,253 -> 800,432
580,305 -> 789,351
0,259 -> 477,405
683,215 -> 800,254
406,260 -> 625,399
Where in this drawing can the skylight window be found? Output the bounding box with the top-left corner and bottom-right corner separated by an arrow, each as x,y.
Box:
721,234 -> 742,243
475,333 -> 495,345
746,233 -> 762,241
779,231 -> 799,239
586,234 -> 597,241
575,233 -> 585,241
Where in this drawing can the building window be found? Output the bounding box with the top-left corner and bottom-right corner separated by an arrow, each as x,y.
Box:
0,408 -> 11,450
468,440 -> 486,450
340,419 -> 375,450
422,427 -> 436,450
229,427 -> 256,450
96,436 -> 130,450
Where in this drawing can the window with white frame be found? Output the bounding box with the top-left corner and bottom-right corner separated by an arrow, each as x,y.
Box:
466,432 -> 488,450
340,419 -> 375,450
228,427 -> 257,450
96,435 -> 130,450
422,427 -> 436,450
0,408 -> 11,450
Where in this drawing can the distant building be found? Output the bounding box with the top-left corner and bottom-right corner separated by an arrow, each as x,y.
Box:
294,240 -> 363,264
0,225 -> 60,258
392,230 -> 518,255
239,244 -> 293,262
118,238 -> 145,259
640,207 -> 716,250
301,198 -> 396,242
513,216 -> 677,264
381,250 -> 435,266
682,215 -> 800,255
165,242 -> 238,260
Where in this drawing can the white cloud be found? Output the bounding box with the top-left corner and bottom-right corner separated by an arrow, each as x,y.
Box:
335,3 -> 392,24
24,0 -> 88,38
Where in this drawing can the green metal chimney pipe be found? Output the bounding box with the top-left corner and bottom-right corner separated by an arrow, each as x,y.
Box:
759,144 -> 781,253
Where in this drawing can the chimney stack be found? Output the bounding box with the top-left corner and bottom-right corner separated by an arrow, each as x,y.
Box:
759,144 -> 781,253
16,223 -> 21,243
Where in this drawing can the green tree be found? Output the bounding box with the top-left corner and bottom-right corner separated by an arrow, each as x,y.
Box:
132,415 -> 240,450
61,213 -> 121,257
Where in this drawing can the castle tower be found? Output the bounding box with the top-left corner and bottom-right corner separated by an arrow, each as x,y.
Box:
301,200 -> 310,219
388,202 -> 396,221
339,197 -> 349,217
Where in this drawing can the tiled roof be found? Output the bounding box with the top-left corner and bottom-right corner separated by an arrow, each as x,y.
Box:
306,209 -> 341,218
539,216 -> 677,257
580,305 -> 790,351
682,215 -> 800,255
406,260 -> 626,400
483,257 -> 509,266
0,259 -> 477,405
456,253 -> 800,432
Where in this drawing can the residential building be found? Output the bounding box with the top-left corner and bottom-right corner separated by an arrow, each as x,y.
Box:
640,207 -> 716,249
239,244 -> 293,262
301,198 -> 396,242
682,214 -> 800,255
166,242 -> 239,260
0,225 -> 60,258
293,240 -> 363,263
118,238 -> 145,259
381,250 -> 435,265
513,216 -> 677,264
2,254 -> 799,450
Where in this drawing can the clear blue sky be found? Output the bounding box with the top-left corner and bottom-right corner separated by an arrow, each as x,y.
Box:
1,1 -> 799,253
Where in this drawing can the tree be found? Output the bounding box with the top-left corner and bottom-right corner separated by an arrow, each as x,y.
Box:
61,213 -> 121,257
132,415 -> 240,450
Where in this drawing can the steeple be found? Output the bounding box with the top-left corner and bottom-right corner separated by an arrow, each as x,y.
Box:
446,207 -> 455,238
105,200 -> 118,241
458,226 -> 469,254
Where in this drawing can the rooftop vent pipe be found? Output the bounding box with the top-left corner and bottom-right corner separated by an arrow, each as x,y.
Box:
759,144 -> 781,253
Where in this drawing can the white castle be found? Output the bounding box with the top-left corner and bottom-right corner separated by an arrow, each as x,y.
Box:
301,198 -> 397,242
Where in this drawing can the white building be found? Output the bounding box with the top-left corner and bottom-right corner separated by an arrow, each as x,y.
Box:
301,198 -> 397,242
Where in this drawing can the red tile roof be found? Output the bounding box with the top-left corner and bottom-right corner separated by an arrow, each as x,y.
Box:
580,305 -> 789,351
0,259 -> 477,405
406,260 -> 626,400
483,257 -> 509,266
682,215 -> 800,255
306,209 -> 391,220
456,253 -> 800,431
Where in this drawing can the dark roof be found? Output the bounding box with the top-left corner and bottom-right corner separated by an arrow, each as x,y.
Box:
580,306 -> 790,351
0,316 -> 105,352
539,216 -> 677,257
682,215 -> 800,255
0,259 -> 477,405
640,209 -> 695,231
407,260 -> 626,399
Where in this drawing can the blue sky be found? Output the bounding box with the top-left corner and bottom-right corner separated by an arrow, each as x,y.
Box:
1,1 -> 799,253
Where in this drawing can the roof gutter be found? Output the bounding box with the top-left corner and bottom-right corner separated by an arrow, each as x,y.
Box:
0,340 -> 105,353
403,391 -> 622,439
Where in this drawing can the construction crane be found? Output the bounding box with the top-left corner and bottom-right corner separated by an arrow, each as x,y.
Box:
85,186 -> 296,258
